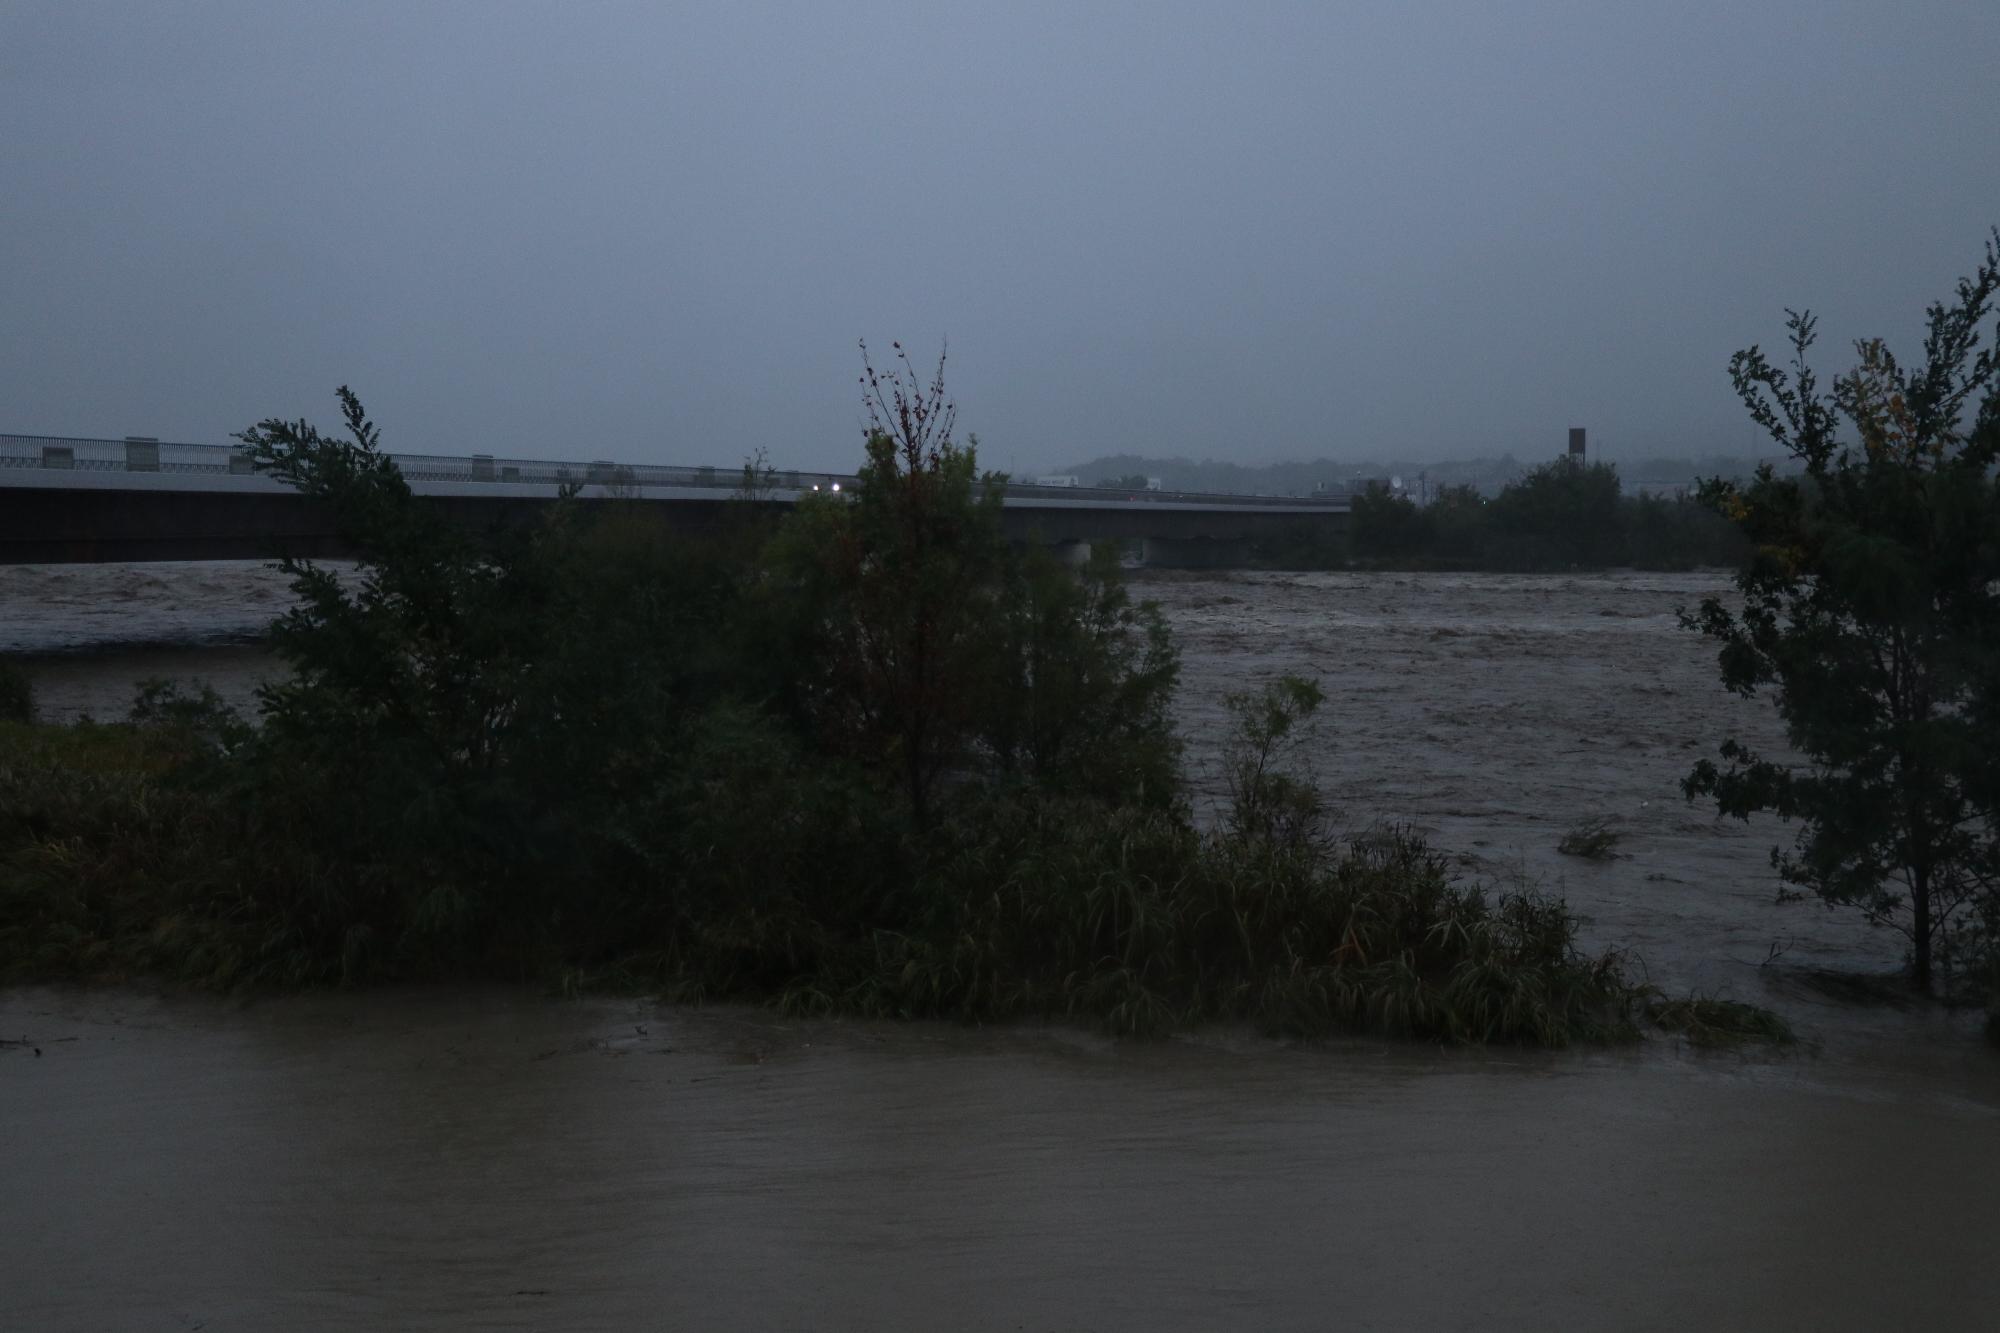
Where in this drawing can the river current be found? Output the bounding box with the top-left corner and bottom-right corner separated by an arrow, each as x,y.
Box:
4,561 -> 1996,1330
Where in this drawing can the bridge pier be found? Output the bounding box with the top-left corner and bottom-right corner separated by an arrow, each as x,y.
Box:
1140,536 -> 1249,569
1049,539 -> 1096,567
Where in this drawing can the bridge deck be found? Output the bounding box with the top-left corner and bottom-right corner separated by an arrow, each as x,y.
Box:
1,433 -> 1348,512
1,433 -> 1347,564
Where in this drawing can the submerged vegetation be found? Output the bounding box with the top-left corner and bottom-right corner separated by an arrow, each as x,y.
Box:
0,660 -> 31,724
1644,995 -> 1796,1048
1557,818 -> 1623,861
0,350 -> 1790,1046
0,694 -> 1651,1044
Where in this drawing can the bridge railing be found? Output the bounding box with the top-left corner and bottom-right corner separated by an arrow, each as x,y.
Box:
0,433 -> 1348,508
0,435 -> 256,474
0,435 -> 871,492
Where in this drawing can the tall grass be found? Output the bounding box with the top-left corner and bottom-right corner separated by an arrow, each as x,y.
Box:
0,713 -> 1652,1044
0,660 -> 32,724
1645,995 -> 1796,1047
1,678 -> 1811,1049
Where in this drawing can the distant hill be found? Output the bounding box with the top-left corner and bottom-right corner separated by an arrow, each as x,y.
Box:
1051,452 -> 1794,499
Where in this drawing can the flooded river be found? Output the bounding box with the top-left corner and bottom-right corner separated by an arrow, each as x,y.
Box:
4,562 -> 1997,1329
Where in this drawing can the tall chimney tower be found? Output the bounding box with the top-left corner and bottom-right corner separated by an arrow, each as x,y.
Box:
1567,427 -> 1586,462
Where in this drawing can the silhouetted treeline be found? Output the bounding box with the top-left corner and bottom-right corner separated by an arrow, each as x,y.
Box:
1257,461 -> 1749,570
1065,450 -> 1790,500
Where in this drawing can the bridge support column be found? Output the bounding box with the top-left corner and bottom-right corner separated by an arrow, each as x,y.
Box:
1050,539 -> 1095,567
1140,536 -> 1249,569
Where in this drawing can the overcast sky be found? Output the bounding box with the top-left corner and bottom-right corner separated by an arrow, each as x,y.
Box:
4,2 -> 1997,472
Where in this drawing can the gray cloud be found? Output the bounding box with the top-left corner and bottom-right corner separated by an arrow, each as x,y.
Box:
4,1 -> 1996,472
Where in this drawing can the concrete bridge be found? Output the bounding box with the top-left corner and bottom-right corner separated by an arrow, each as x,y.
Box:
0,433 -> 1348,567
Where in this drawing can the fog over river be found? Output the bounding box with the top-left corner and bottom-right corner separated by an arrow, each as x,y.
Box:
4,562 -> 1996,1330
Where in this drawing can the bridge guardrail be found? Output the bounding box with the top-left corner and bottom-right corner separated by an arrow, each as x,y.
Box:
0,434 -> 1348,509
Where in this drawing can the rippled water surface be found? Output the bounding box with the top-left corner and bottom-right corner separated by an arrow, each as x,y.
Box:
5,988 -> 1996,1331
5,562 -> 1997,1330
1143,569 -> 1878,997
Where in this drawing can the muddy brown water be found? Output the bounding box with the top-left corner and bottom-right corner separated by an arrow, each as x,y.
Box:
4,562 -> 1997,1329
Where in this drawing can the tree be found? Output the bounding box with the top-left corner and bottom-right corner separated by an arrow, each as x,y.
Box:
239,388 -> 537,786
1485,460 -> 1625,569
773,342 -> 1183,825
980,542 -> 1180,808
235,389 -> 752,963
1425,484 -> 1490,567
1221,674 -> 1328,849
773,342 -> 1006,826
1348,482 -> 1429,562
1684,233 -> 2000,992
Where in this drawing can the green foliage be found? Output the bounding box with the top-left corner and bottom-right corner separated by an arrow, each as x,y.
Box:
772,341 -> 1180,822
747,805 -> 1645,1045
1423,484 -> 1493,567
223,389 -> 788,976
0,706 -> 1673,1045
128,678 -> 253,755
0,660 -> 33,724
1223,674 -> 1329,849
0,364 -> 1182,985
1483,461 -> 1625,568
1557,817 -> 1622,860
1622,489 -> 1750,571
0,721 -> 263,985
1094,473 -> 1153,491
768,344 -> 1005,825
1248,517 -> 1347,570
981,543 -> 1183,807
1348,483 -> 1430,562
735,447 -> 779,501
1324,467 -> 1742,571
1684,232 -> 2000,994
1645,995 -> 1796,1047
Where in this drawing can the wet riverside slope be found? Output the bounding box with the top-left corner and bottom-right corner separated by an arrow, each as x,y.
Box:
4,987 -> 1997,1332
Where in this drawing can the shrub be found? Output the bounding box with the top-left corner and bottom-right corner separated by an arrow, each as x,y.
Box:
1557,817 -> 1622,860
1223,674 -> 1328,849
0,660 -> 32,724
1646,995 -> 1796,1047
